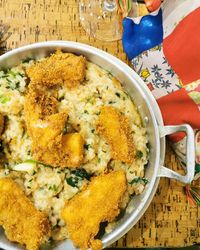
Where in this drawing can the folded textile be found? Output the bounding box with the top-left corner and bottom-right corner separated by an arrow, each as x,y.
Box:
122,0 -> 200,183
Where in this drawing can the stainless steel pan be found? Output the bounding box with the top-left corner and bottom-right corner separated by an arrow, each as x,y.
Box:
0,41 -> 195,250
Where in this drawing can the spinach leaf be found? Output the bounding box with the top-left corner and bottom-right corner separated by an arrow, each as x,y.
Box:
71,168 -> 91,181
66,176 -> 79,188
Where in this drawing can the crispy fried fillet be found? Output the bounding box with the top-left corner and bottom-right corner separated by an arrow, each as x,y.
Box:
96,106 -> 135,164
25,88 -> 84,168
61,170 -> 127,250
61,133 -> 84,166
25,85 -> 59,137
26,84 -> 58,119
26,50 -> 86,88
33,131 -> 84,168
24,51 -> 86,168
0,178 -> 50,250
0,113 -> 4,135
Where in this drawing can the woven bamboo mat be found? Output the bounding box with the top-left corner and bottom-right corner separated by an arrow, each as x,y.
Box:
0,0 -> 199,248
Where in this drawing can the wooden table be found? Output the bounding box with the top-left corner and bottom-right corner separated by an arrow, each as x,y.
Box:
0,0 -> 199,248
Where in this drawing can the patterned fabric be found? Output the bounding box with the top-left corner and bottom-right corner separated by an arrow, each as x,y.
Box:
122,0 -> 200,179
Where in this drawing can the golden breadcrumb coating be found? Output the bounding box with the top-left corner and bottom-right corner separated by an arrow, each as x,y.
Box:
0,178 -> 51,250
25,94 -> 84,168
96,106 -> 135,164
61,170 -> 127,250
24,51 -> 86,168
26,50 -> 86,88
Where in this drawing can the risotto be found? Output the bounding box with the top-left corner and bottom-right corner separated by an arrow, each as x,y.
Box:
0,53 -> 148,244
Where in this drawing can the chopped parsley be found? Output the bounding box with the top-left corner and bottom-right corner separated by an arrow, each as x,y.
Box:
136,150 -> 143,159
84,144 -> 91,150
48,184 -> 58,192
108,72 -> 113,79
108,101 -> 116,104
0,95 -> 10,104
115,92 -> 121,98
129,177 -> 148,185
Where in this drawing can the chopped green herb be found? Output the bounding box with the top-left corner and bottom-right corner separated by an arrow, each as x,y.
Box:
136,150 -> 143,158
63,122 -> 68,135
48,184 -> 58,192
18,73 -> 25,77
7,70 -> 16,77
15,82 -> 20,89
22,58 -> 33,63
108,72 -> 113,80
66,176 -> 79,188
21,128 -> 26,138
84,110 -> 89,114
58,96 -> 65,101
84,144 -> 91,150
115,92 -> 121,98
0,95 -> 10,104
129,177 -> 148,185
108,101 -> 116,104
71,168 -> 91,181
32,170 -> 37,176
91,129 -> 95,133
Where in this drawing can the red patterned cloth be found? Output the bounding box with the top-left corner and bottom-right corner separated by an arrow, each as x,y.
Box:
130,0 -> 200,180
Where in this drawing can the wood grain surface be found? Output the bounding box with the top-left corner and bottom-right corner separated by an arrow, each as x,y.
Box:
0,0 -> 199,248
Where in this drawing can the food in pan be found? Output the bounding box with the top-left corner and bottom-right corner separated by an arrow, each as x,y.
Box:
0,50 -> 148,250
62,170 -> 127,250
0,178 -> 50,250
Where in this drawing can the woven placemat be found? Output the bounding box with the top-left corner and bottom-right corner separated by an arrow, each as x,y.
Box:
0,0 -> 199,247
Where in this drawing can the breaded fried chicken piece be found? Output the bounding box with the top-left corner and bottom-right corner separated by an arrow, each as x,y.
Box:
25,103 -> 84,168
24,50 -> 86,168
33,129 -> 84,168
61,170 -> 127,250
26,84 -> 58,119
0,113 -> 4,135
26,50 -> 86,88
61,133 -> 84,167
96,106 -> 135,164
25,85 -> 59,137
25,82 -> 84,168
0,178 -> 51,250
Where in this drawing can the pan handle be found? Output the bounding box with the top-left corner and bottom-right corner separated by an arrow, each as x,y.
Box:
158,124 -> 195,184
